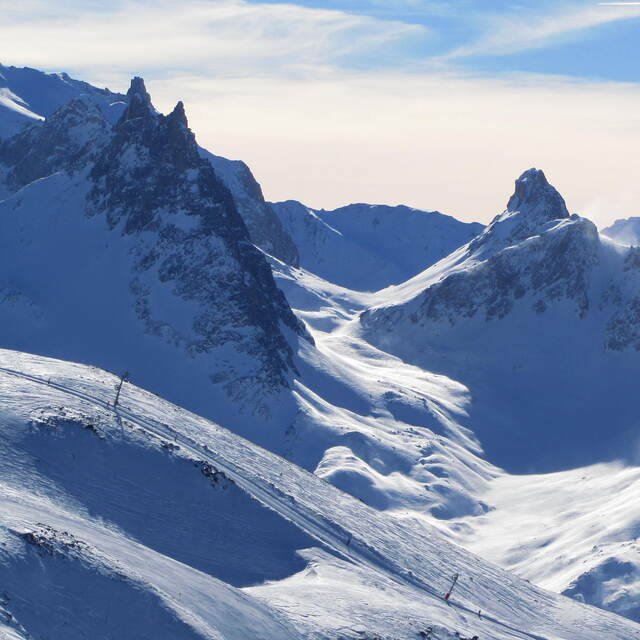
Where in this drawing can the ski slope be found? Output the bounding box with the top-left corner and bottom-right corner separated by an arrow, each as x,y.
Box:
0,348 -> 639,639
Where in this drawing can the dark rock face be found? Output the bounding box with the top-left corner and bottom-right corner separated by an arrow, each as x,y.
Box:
604,248 -> 640,352
414,218 -> 598,325
0,77 -> 308,400
506,168 -> 569,222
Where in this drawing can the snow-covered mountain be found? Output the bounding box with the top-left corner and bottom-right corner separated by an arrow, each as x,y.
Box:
271,200 -> 483,290
1,348 -> 638,640
0,64 -> 126,138
0,75 -> 308,426
361,169 -> 640,473
0,65 -> 298,264
602,216 -> 640,246
2,64 -> 640,634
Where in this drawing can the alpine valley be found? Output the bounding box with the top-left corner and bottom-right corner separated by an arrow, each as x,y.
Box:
0,64 -> 639,640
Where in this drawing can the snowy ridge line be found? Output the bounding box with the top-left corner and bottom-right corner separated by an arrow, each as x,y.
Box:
0,364 -> 556,640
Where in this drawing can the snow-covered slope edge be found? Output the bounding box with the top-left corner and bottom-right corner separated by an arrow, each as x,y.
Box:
1,347 -> 639,640
271,200 -> 483,291
0,64 -> 126,138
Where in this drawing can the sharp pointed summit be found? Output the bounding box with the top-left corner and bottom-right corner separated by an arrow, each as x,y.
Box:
468,168 -> 573,253
169,100 -> 188,127
119,76 -> 154,122
507,167 -> 569,220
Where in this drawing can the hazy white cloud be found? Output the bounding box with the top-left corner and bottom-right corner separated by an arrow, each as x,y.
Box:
446,1 -> 640,59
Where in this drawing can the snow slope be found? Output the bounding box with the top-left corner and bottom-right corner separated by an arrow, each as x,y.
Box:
1,347 -> 638,640
271,252 -> 640,625
268,171 -> 640,624
271,200 -> 483,291
451,463 -> 640,623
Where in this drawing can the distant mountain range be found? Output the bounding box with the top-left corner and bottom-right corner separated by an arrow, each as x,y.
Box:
602,216 -> 640,246
270,200 -> 483,291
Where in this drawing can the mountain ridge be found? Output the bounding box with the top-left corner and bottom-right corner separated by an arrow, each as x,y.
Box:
270,199 -> 484,291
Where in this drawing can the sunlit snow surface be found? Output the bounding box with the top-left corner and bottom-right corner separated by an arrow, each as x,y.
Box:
1,349 -> 639,640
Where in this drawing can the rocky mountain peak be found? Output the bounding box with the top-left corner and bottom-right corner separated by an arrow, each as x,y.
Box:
169,100 -> 187,126
119,76 -> 154,123
507,168 -> 570,220
469,168 -> 572,254
0,73 -> 308,410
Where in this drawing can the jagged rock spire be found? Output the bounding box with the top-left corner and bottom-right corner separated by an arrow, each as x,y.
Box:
507,168 -> 569,221
119,76 -> 153,122
168,101 -> 188,127
468,168 -> 573,254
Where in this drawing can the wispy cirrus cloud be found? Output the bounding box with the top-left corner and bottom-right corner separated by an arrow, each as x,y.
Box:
0,0 -> 427,81
445,1 -> 640,59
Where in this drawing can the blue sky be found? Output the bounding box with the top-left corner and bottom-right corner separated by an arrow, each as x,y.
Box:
244,0 -> 640,81
3,0 -> 640,224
